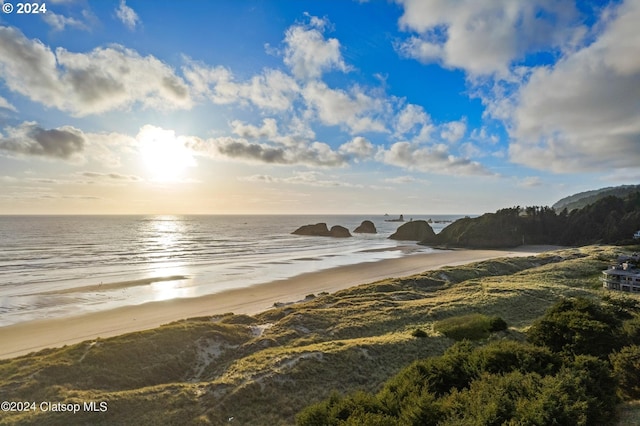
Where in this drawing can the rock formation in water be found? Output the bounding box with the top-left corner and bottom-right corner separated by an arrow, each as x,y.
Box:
329,225 -> 352,238
389,220 -> 436,242
292,223 -> 352,238
353,220 -> 376,234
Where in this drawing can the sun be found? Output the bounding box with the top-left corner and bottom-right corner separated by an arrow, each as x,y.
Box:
138,125 -> 196,183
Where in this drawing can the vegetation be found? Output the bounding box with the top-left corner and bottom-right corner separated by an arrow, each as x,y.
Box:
298,343 -> 616,425
553,184 -> 640,212
433,313 -> 507,340
299,296 -> 640,426
426,191 -> 640,248
1,245 -> 639,424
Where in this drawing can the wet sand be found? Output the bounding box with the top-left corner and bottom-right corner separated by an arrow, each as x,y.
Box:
0,246 -> 557,359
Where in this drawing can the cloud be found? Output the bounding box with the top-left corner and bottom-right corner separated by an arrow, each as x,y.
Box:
0,191 -> 101,201
440,120 -> 466,143
302,81 -> 386,133
116,0 -> 140,30
384,175 -> 430,185
517,176 -> 543,188
184,63 -> 299,111
241,171 -> 363,188
509,0 -> 640,173
0,95 -> 16,112
191,134 -> 349,168
42,11 -> 88,31
379,141 -> 493,176
230,118 -> 278,139
0,120 -> 138,168
394,103 -> 431,136
470,127 -> 499,145
0,122 -> 86,161
0,26 -> 191,116
209,137 -> 288,164
395,0 -> 582,75
283,15 -> 350,80
338,136 -> 375,161
81,171 -> 141,181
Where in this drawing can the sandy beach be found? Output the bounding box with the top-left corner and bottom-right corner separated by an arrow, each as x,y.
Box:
0,246 -> 555,359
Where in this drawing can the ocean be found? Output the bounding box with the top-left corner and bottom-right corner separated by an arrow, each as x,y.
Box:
0,214 -> 462,326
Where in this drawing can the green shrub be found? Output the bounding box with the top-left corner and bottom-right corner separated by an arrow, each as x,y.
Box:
296,391 -> 389,426
467,340 -> 561,377
434,314 -> 507,341
297,341 -> 618,425
527,297 -> 626,358
611,345 -> 640,400
622,316 -> 640,345
411,328 -> 428,338
488,316 -> 508,332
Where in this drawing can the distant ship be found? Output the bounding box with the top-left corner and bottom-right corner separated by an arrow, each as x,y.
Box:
384,214 -> 405,222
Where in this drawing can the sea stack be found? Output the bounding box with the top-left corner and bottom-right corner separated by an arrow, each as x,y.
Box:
353,220 -> 377,234
389,220 -> 436,241
292,223 -> 352,238
329,225 -> 352,238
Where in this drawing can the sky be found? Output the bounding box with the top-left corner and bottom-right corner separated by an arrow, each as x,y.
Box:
0,0 -> 638,215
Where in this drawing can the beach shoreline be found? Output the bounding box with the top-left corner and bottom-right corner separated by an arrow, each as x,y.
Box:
0,246 -> 558,360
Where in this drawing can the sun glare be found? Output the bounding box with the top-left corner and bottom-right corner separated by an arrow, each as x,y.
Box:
138,125 -> 196,182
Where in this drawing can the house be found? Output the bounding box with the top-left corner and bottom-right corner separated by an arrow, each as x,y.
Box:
602,254 -> 640,292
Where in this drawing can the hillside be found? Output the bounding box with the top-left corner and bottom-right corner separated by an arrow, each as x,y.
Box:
425,191 -> 640,248
553,184 -> 640,212
1,245 -> 639,425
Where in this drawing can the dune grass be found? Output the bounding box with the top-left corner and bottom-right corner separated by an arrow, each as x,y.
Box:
1,245 -> 638,425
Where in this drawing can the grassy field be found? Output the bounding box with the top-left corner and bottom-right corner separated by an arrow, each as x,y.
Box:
1,245 -> 639,425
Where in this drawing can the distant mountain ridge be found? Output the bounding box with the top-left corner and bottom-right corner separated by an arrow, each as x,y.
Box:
553,184 -> 640,212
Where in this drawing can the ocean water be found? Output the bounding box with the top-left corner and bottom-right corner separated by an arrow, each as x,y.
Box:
0,214 -> 461,326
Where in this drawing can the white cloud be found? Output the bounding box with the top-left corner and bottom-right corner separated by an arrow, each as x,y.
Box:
302,81 -> 386,133
395,0 -> 582,75
42,11 -> 88,31
116,0 -> 140,30
0,27 -> 191,116
440,120 -> 466,143
394,103 -> 431,136
184,63 -> 299,111
603,167 -> 640,183
230,119 -> 278,140
242,171 -> 362,188
83,131 -> 136,168
384,175 -> 429,185
283,15 -> 349,80
470,127 -> 499,145
338,136 -> 375,161
379,141 -> 493,176
517,176 -> 543,187
509,0 -> 640,173
0,95 -> 16,112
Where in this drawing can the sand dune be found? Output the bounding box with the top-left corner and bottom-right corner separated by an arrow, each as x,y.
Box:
0,246 -> 556,359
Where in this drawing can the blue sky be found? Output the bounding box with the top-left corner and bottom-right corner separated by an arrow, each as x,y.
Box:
0,0 -> 638,214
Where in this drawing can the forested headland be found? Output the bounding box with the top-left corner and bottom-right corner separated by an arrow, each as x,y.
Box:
422,191 -> 640,248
